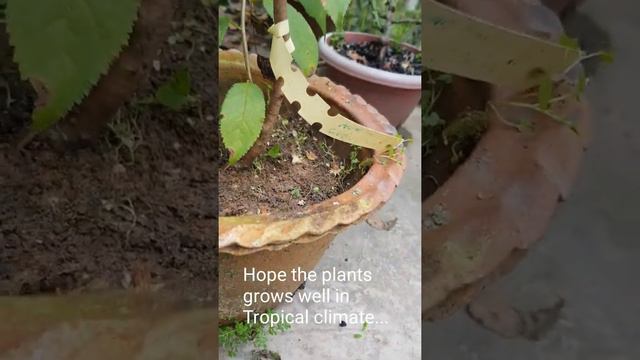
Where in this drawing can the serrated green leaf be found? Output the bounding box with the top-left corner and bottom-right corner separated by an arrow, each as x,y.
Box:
7,0 -> 140,131
219,15 -> 230,44
323,0 -> 351,31
220,82 -> 266,165
264,0 -> 318,76
558,34 -> 580,51
297,0 -> 327,33
155,68 -> 191,110
537,76 -> 553,110
599,51 -> 615,64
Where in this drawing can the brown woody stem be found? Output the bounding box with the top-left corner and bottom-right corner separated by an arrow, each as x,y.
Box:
239,78 -> 285,165
239,0 -> 288,166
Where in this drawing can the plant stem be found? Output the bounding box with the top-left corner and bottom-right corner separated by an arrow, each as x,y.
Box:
495,100 -> 577,132
378,0 -> 395,63
241,0 -> 253,82
488,102 -> 527,132
239,0 -> 288,166
563,51 -> 606,76
240,78 -> 285,166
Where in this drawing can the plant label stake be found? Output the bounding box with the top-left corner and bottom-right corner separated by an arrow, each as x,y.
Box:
268,21 -> 402,152
423,0 -> 581,89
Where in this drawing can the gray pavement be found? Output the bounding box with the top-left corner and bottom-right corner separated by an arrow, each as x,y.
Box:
423,2 -> 640,359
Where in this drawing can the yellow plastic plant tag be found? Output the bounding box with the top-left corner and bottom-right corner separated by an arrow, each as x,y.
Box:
423,0 -> 581,89
268,22 -> 402,151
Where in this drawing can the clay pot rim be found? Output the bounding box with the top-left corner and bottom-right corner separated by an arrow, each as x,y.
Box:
219,49 -> 406,255
422,84 -> 590,320
318,31 -> 421,90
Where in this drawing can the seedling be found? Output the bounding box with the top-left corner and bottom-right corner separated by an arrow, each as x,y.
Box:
219,310 -> 292,358
489,42 -> 614,133
153,68 -> 193,110
353,321 -> 368,339
266,144 -> 282,159
107,110 -> 144,164
290,186 -> 302,199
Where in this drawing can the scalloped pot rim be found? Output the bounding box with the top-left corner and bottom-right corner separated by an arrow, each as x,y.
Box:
218,49 -> 406,254
318,32 -> 422,90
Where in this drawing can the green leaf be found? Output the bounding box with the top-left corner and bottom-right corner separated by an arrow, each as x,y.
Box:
264,0 -> 318,76
266,144 -> 282,158
155,68 -> 191,110
323,0 -> 351,31
7,0 -> 140,131
537,76 -> 553,110
558,34 -> 580,51
599,51 -> 615,64
220,82 -> 266,165
219,15 -> 230,44
297,0 -> 327,33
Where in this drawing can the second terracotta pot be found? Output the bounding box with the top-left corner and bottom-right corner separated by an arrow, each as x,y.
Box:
318,32 -> 421,128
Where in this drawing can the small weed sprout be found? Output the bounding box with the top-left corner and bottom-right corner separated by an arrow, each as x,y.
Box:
106,110 -> 144,164
219,310 -> 292,357
353,321 -> 369,339
490,37 -> 614,133
266,144 -> 282,159
290,187 -> 302,199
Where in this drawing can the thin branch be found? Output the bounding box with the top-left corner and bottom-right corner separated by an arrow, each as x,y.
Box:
563,51 -> 607,76
494,100 -> 578,132
505,101 -> 574,127
238,0 -> 288,165
241,0 -> 253,82
488,102 -> 525,131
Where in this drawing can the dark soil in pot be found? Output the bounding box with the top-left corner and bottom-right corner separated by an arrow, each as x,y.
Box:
219,111 -> 370,216
333,39 -> 422,75
422,73 -> 489,200
0,0 -> 217,298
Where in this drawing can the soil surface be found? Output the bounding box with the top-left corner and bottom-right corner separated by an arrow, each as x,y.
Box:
219,112 -> 366,217
0,0 -> 217,298
335,40 -> 421,75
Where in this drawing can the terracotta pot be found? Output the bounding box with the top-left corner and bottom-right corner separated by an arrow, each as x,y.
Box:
219,49 -> 405,323
422,0 -> 590,320
318,32 -> 421,128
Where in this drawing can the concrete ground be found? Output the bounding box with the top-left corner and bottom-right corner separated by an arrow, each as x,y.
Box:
423,2 -> 640,359
219,109 -> 422,359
